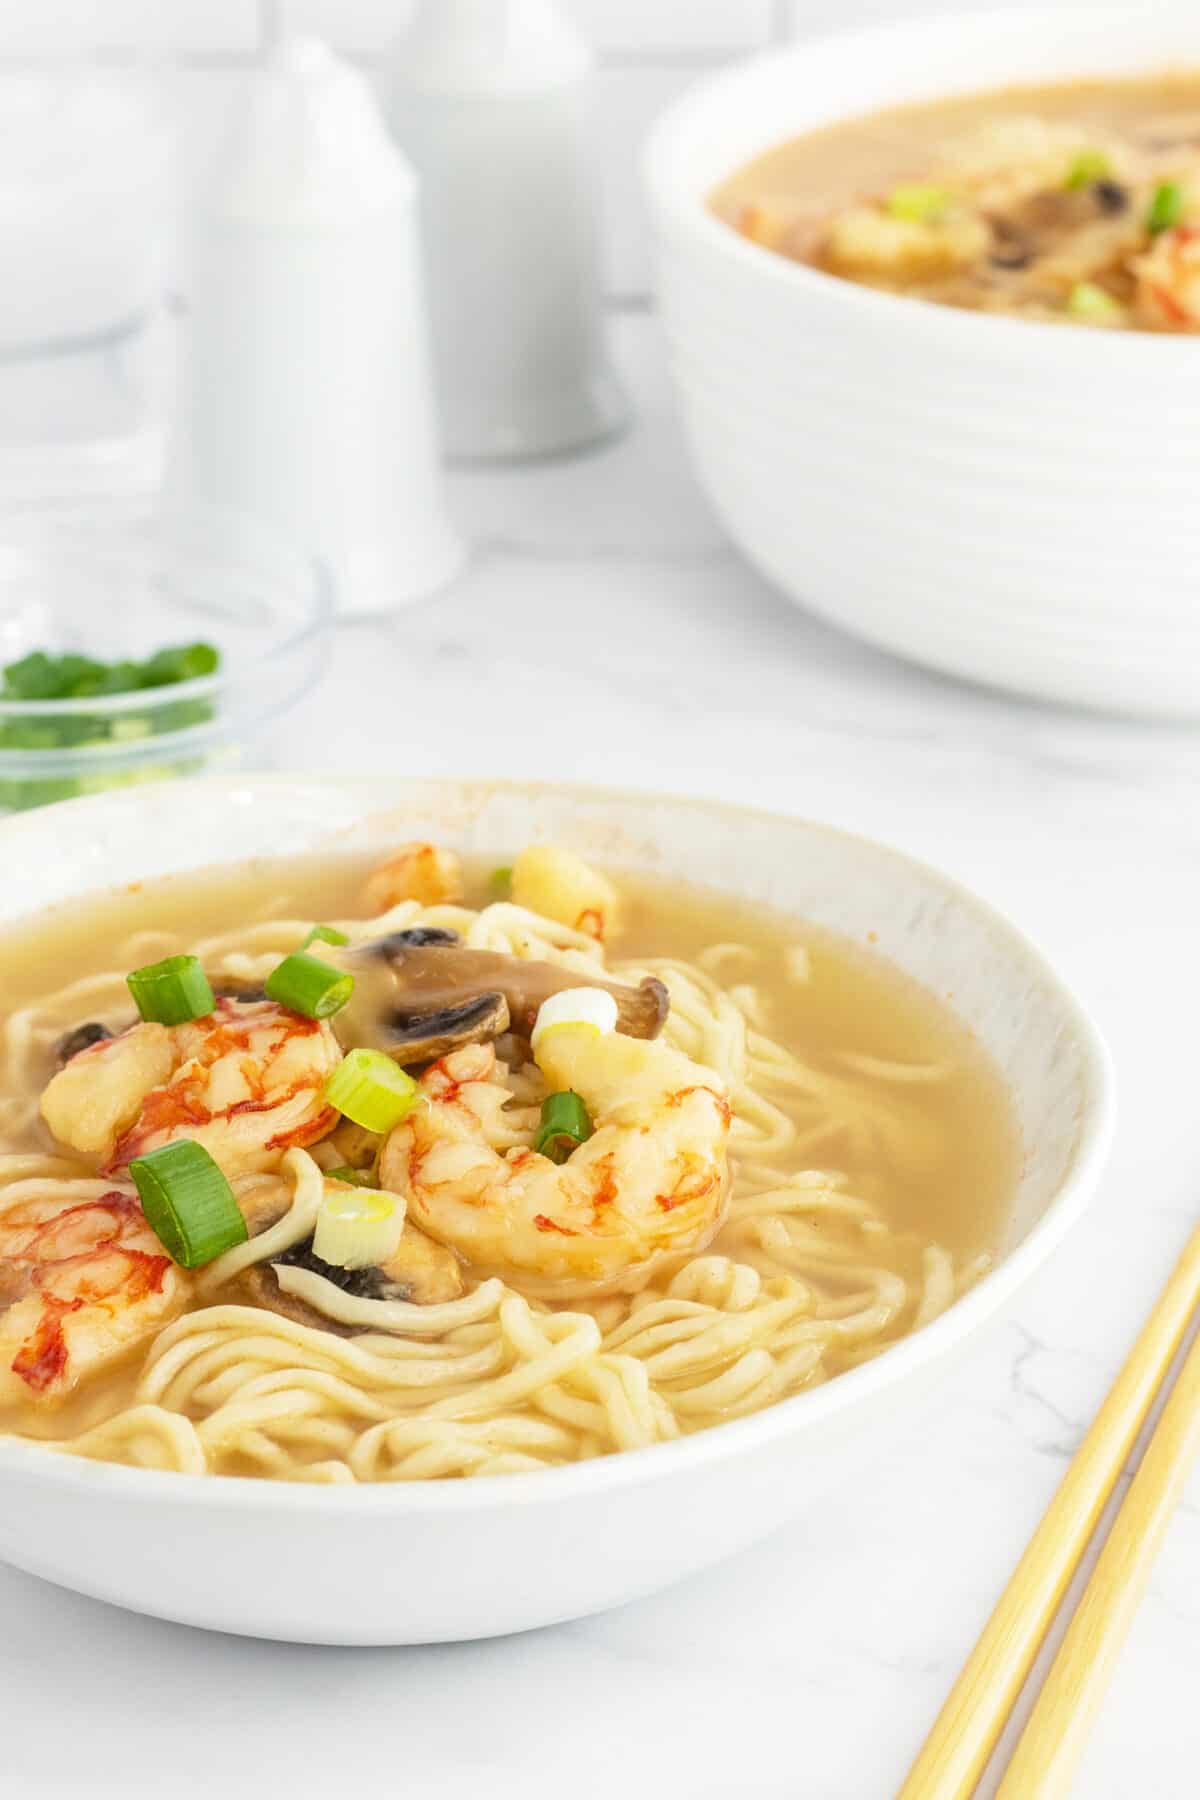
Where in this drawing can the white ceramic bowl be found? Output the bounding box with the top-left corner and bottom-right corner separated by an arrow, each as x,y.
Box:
0,777 -> 1114,1643
645,6 -> 1200,718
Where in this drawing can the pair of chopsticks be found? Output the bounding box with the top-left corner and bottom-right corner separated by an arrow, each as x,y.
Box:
899,1220 -> 1200,1799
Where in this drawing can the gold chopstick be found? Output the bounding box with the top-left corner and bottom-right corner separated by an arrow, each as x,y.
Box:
898,1220 -> 1200,1800
996,1304 -> 1200,1796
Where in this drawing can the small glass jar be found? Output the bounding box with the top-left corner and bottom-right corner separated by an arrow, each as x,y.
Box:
0,62 -> 173,503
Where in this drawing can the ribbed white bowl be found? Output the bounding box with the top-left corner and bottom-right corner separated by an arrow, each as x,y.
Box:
0,777 -> 1113,1643
645,6 -> 1200,718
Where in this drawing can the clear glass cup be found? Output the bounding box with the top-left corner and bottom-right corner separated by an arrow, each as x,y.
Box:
0,61 -> 174,501
0,501 -> 333,813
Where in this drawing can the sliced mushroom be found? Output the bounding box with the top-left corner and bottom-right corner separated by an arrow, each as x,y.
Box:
388,990 -> 510,1063
210,978 -> 268,1002
235,1264 -> 358,1336
1008,187 -> 1108,235
321,1120 -> 383,1171
375,1225 -> 464,1304
329,927 -> 669,1066
274,1226 -> 463,1306
986,182 -> 1127,269
380,926 -> 460,948
234,1178 -> 296,1238
988,219 -> 1034,271
236,1221 -> 463,1332
54,1021 -> 114,1068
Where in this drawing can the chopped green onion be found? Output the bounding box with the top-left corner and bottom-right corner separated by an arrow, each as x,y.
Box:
313,1183 -> 405,1269
1,641 -> 219,702
1065,148 -> 1111,190
324,1165 -> 379,1188
531,986 -> 618,1051
1147,181 -> 1186,235
488,865 -> 513,898
325,1049 -> 419,1133
886,184 -> 952,223
127,954 -> 215,1025
2,651 -> 102,701
129,1139 -> 247,1269
533,1089 -> 593,1165
0,640 -> 223,814
110,717 -> 153,743
1066,281 -> 1124,324
134,643 -> 219,687
301,924 -> 350,950
265,951 -> 354,1020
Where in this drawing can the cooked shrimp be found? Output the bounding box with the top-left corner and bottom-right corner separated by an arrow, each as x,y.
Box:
0,1184 -> 189,1405
1133,224 -> 1200,328
364,843 -> 464,913
41,998 -> 342,1179
736,198 -> 806,254
380,1026 -> 731,1299
823,205 -> 990,282
40,1023 -> 173,1156
510,844 -> 620,941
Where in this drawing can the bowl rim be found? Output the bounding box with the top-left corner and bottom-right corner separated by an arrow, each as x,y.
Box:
643,1 -> 1200,356
0,773 -> 1117,1510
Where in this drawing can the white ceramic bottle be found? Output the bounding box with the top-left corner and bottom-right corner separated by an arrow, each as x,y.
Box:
174,36 -> 464,613
386,0 -> 628,461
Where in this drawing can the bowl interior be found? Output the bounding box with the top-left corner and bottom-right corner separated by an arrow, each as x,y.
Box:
0,776 -> 1110,1263
648,5 -> 1200,213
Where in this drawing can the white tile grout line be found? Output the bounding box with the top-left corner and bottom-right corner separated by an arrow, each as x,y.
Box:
237,1 -> 712,311
0,7 -> 674,306
258,0 -> 278,55
251,0 -> 759,61
0,37 -> 741,75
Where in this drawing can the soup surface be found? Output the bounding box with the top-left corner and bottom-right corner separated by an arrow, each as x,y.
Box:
711,72 -> 1200,330
0,845 -> 1015,1481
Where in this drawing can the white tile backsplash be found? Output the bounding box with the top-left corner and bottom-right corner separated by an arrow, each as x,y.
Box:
271,0 -> 412,53
170,69 -> 250,196
162,70 -> 251,298
159,61 -> 709,306
783,0 -> 1092,35
572,0 -> 772,53
593,65 -> 708,298
15,0 -> 1081,306
165,59 -> 708,302
0,2 -> 257,55
274,0 -> 773,55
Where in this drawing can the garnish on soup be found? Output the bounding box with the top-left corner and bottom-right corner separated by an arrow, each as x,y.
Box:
0,844 -> 1015,1480
711,72 -> 1200,332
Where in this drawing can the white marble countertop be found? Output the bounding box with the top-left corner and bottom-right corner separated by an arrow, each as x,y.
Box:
5,312 -> 1200,1799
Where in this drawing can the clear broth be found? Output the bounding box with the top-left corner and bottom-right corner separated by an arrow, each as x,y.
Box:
713,72 -> 1200,227
710,70 -> 1200,325
0,853 -> 1018,1452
